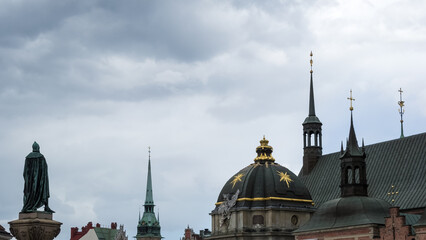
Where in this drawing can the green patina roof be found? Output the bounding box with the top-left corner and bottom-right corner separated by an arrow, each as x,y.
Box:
94,228 -> 118,240
295,196 -> 391,233
414,209 -> 426,226
299,132 -> 426,210
145,158 -> 154,206
140,212 -> 159,226
136,153 -> 161,238
303,116 -> 322,124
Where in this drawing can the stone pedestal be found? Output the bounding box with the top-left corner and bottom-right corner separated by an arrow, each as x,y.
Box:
8,212 -> 62,240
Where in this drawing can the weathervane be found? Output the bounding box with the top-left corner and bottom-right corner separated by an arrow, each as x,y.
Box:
398,88 -> 405,138
347,90 -> 355,111
387,185 -> 399,205
310,51 -> 313,73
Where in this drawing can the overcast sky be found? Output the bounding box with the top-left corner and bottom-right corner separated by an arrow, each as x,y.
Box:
1,0 -> 426,239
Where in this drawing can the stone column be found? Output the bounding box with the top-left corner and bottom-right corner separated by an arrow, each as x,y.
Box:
9,212 -> 61,240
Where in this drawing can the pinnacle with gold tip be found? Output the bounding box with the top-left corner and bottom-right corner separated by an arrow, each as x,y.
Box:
347,89 -> 355,111
254,136 -> 275,162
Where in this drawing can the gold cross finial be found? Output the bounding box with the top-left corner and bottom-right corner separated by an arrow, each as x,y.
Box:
398,88 -> 405,108
347,89 -> 355,111
398,88 -> 405,138
310,51 -> 313,73
387,185 -> 399,205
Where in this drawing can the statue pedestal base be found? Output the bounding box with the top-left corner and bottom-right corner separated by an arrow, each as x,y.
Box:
8,212 -> 62,240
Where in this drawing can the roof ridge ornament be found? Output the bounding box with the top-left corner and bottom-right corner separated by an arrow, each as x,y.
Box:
398,88 -> 405,138
387,185 -> 399,205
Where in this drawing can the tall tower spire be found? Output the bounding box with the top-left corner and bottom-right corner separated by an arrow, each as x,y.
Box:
302,51 -> 323,176
340,91 -> 368,197
145,147 -> 154,207
309,51 -> 316,116
136,147 -> 162,240
398,88 -> 405,138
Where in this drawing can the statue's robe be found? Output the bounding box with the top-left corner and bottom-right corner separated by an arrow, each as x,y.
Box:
21,150 -> 50,213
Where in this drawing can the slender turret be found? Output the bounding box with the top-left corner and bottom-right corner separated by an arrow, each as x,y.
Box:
302,51 -> 323,176
340,91 -> 368,197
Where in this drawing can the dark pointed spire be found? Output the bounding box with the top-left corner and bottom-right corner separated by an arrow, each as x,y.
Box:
342,91 -> 364,157
303,51 -> 321,124
302,51 -> 323,176
340,90 -> 368,197
309,51 -> 316,116
347,112 -> 360,153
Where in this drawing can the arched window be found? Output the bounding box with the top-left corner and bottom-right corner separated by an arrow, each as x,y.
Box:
303,132 -> 307,147
355,167 -> 360,184
346,167 -> 352,184
253,215 -> 264,225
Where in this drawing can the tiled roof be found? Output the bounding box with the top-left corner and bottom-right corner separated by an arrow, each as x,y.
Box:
299,133 -> 426,210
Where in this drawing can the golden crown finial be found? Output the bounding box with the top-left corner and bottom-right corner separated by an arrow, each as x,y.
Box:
310,51 -> 313,73
260,136 -> 269,146
254,136 -> 275,162
347,89 -> 355,111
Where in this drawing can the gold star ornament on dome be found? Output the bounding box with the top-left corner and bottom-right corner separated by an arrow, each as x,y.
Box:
230,173 -> 244,188
277,171 -> 293,188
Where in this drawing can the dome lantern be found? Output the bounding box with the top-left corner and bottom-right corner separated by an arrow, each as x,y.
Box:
254,136 -> 275,162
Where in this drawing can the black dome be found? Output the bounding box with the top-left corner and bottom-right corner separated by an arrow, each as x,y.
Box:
295,196 -> 391,233
215,137 -> 313,210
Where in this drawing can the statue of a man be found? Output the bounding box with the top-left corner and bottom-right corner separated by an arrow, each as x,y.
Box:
21,142 -> 54,213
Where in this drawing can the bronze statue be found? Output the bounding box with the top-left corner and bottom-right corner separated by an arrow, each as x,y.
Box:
21,142 -> 54,213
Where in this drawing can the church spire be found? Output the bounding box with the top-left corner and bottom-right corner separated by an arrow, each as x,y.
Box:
302,51 -> 323,176
136,147 -> 162,240
340,91 -> 368,197
144,147 -> 154,208
309,51 -> 316,116
342,90 -> 363,156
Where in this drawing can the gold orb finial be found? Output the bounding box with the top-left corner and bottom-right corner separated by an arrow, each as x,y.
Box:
347,89 -> 355,111
310,51 -> 313,73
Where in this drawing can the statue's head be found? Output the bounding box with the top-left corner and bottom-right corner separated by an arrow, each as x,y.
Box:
32,141 -> 40,152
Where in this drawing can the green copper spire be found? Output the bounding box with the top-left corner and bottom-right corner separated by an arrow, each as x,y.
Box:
136,147 -> 161,240
145,147 -> 154,207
